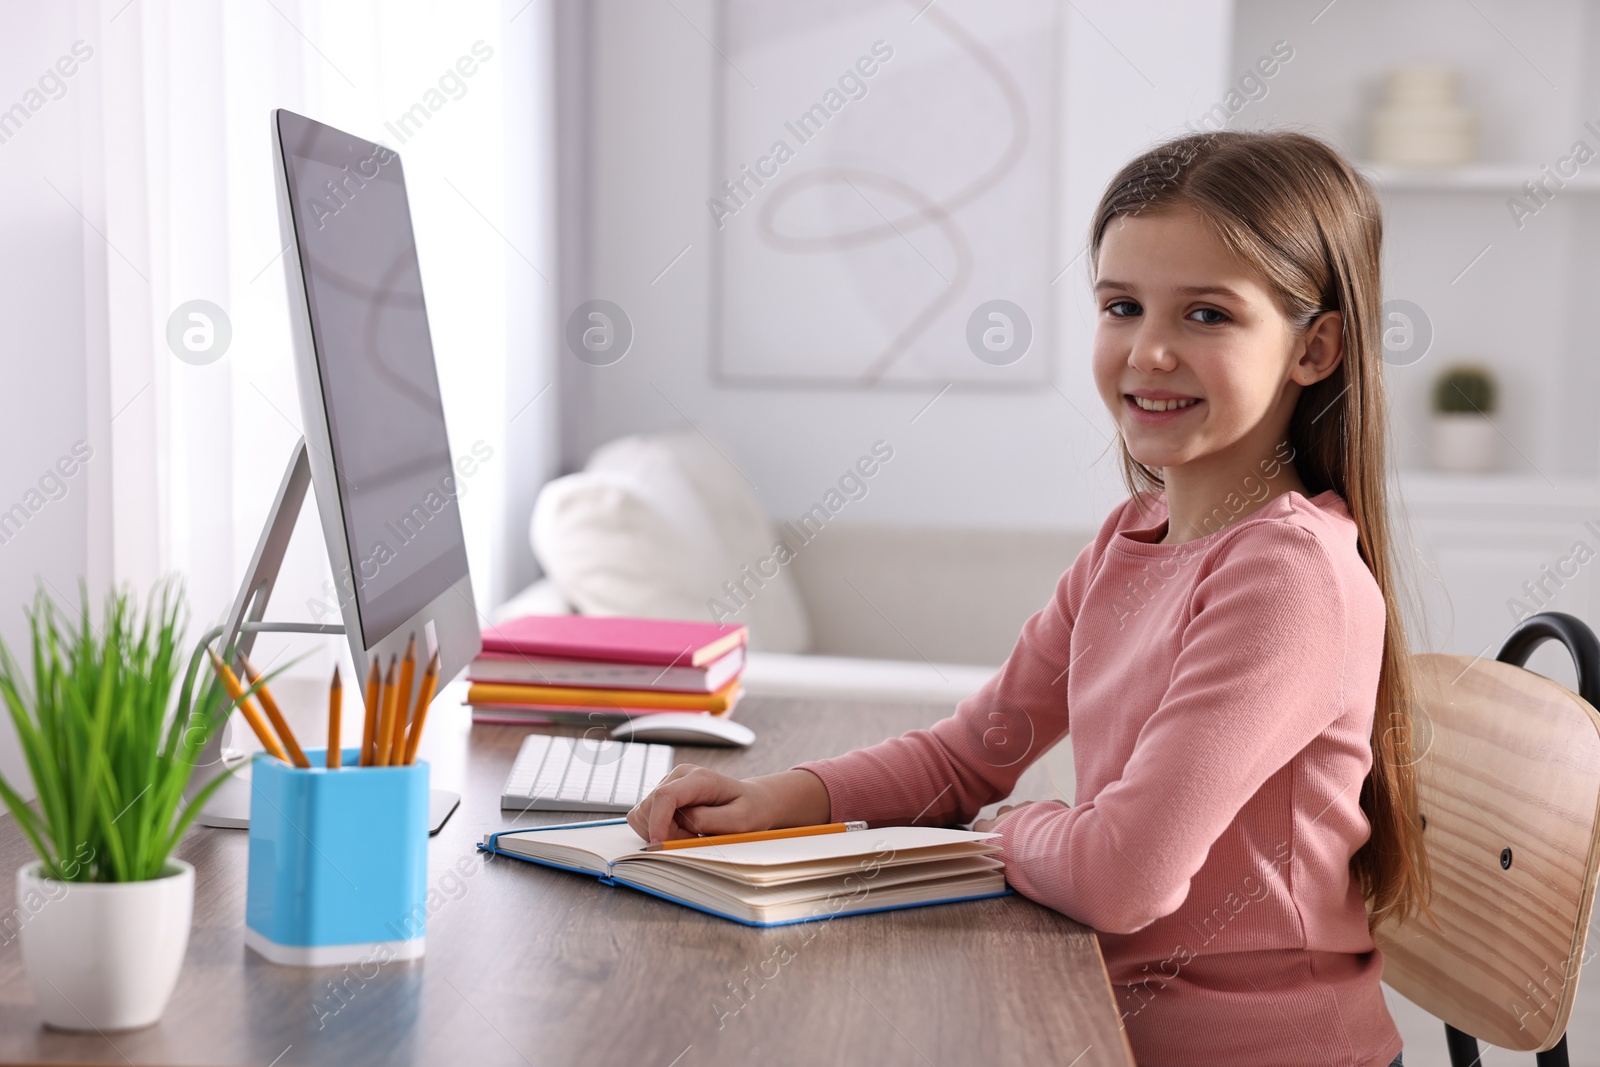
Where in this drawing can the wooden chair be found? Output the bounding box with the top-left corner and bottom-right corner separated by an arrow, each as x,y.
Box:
1377,611 -> 1600,1067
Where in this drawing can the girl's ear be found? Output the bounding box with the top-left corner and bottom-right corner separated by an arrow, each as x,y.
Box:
1292,310 -> 1344,386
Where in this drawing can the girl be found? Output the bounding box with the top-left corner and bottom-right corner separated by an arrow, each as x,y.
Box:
630,130 -> 1429,1067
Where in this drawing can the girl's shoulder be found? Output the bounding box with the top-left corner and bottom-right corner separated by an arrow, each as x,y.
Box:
1093,489 -> 1373,594
1116,488 -> 1381,611
1083,490 -> 1384,633
1060,490 -> 1379,628
1105,487 -> 1357,552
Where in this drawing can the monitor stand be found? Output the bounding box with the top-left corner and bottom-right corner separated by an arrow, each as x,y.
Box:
190,438 -> 460,834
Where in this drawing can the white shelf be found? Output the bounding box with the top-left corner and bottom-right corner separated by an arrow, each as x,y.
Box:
1392,469 -> 1600,511
1361,163 -> 1600,194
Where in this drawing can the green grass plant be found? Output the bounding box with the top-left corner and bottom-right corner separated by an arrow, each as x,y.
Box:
0,581 -> 261,882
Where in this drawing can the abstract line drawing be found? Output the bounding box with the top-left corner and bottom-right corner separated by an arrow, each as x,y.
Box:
711,0 -> 1059,387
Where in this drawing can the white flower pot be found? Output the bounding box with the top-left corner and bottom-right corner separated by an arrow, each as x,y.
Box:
1431,412 -> 1498,473
17,859 -> 194,1031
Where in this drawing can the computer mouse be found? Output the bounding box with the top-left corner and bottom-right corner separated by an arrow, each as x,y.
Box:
609,713 -> 756,748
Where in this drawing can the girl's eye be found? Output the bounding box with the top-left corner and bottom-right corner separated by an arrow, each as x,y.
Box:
1106,299 -> 1141,318
1189,307 -> 1229,325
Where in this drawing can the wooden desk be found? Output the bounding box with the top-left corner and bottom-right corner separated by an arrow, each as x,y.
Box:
0,689 -> 1133,1066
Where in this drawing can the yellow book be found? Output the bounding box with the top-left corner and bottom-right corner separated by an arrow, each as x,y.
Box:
467,677 -> 741,713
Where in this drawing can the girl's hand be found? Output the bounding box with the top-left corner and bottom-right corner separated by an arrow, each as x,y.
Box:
972,801 -> 1036,834
627,766 -> 831,846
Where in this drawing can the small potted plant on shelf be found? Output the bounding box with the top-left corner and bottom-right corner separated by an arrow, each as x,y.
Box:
1431,362 -> 1499,473
0,581 -> 247,1031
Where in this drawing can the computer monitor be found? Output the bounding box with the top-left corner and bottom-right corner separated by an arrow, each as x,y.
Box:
192,110 -> 481,830
271,107 -> 481,688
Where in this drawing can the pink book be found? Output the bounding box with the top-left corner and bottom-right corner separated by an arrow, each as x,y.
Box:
468,645 -> 744,693
481,615 -> 747,668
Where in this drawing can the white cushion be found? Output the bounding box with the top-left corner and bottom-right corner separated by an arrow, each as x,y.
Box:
531,459 -> 725,630
531,431 -> 811,653
621,432 -> 810,652
491,578 -> 573,622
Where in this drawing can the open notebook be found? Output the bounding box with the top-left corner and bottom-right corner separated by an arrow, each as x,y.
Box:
478,819 -> 1010,927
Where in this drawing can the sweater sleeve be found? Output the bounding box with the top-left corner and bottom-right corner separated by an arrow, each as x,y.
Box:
791,536 -> 1094,829
991,525 -> 1361,935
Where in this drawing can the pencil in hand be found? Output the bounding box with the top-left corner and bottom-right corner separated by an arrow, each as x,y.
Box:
402,652 -> 439,765
327,666 -> 342,769
207,648 -> 289,763
360,658 -> 381,766
374,656 -> 400,766
238,653 -> 311,769
389,636 -> 416,766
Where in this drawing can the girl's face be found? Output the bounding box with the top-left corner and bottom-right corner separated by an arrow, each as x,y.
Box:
1090,206 -> 1336,478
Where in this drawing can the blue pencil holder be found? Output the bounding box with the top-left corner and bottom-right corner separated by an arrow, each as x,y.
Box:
245,749 -> 429,966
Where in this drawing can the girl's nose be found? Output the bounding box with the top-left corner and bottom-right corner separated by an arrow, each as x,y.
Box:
1127,324 -> 1179,373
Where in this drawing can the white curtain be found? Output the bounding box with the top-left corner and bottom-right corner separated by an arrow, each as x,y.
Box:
82,0 -> 556,680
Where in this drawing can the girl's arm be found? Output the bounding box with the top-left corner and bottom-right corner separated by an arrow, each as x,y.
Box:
628,505 -> 1125,845
988,525 -> 1380,935
789,545 -> 1089,828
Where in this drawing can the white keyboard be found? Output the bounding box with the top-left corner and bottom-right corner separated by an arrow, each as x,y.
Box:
499,732 -> 675,813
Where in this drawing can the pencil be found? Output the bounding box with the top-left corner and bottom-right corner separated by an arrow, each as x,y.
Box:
327,666 -> 342,768
359,658 -> 381,766
207,648 -> 289,763
402,652 -> 439,765
238,653 -> 311,769
374,656 -> 400,766
642,820 -> 868,852
389,636 -> 416,766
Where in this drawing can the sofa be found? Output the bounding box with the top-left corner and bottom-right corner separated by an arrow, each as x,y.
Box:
495,431 -> 1093,706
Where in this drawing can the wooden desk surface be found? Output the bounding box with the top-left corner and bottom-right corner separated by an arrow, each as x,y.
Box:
0,687 -> 1132,1066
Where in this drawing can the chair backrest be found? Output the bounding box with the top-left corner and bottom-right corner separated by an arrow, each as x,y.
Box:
1376,651 -> 1600,1052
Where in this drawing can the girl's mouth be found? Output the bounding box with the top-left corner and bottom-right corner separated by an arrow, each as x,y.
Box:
1125,394 -> 1202,420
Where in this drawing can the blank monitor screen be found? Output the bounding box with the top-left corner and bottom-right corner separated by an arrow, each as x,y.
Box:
276,114 -> 469,647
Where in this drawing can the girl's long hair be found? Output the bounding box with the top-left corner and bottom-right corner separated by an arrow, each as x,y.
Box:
1088,129 -> 1429,929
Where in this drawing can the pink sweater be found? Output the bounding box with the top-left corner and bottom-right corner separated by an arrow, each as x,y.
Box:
795,489 -> 1402,1067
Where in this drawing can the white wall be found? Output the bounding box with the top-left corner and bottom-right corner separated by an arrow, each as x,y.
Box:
566,0 -> 1233,534
0,5 -> 100,793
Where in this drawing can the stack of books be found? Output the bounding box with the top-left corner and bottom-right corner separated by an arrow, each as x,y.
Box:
466,615 -> 747,726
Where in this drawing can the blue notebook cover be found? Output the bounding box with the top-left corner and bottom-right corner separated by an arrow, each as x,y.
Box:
477,818 -> 1012,928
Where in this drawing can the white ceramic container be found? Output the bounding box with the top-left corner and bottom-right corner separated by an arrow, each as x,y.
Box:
17,859 -> 193,1031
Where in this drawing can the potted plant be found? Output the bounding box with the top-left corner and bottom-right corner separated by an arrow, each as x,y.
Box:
0,581 -> 246,1031
1431,363 -> 1499,473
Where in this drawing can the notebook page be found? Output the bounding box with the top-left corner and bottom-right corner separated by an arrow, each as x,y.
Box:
491,820 -> 646,869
